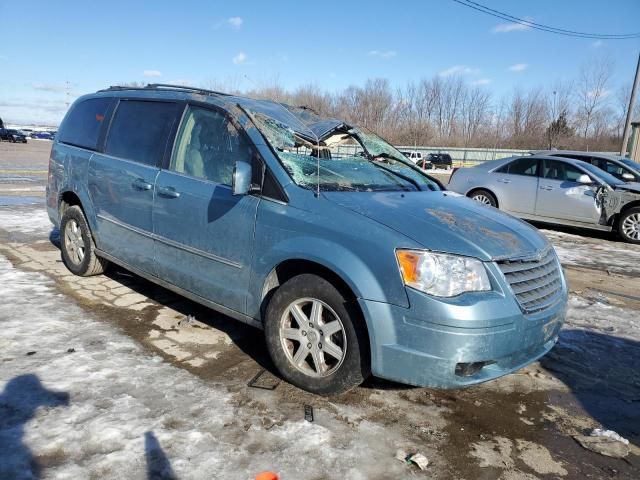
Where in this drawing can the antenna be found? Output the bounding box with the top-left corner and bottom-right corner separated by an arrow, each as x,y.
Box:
65,80 -> 71,108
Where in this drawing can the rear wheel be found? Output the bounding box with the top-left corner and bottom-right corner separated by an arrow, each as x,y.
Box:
469,189 -> 498,208
619,207 -> 640,244
264,274 -> 370,395
60,205 -> 109,276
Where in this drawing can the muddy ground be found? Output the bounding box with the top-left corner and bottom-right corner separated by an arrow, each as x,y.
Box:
1,141 -> 639,479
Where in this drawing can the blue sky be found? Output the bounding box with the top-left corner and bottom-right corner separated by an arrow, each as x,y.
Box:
1,0 -> 638,125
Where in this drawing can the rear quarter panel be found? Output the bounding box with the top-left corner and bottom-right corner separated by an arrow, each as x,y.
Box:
46,142 -> 97,234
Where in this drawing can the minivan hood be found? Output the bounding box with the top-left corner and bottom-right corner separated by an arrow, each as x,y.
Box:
324,191 -> 549,261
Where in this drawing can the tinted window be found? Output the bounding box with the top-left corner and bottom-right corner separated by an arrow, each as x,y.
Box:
105,100 -> 179,166
543,160 -> 585,182
59,97 -> 112,150
601,160 -> 626,178
170,106 -> 252,186
502,158 -> 538,176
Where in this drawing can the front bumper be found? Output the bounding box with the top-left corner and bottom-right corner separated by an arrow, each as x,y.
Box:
359,268 -> 567,388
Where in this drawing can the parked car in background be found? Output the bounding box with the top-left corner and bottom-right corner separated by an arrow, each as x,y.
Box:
534,150 -> 640,183
427,153 -> 453,170
46,84 -> 566,394
34,131 -> 53,140
448,155 -> 640,243
401,150 -> 424,163
0,128 -> 28,143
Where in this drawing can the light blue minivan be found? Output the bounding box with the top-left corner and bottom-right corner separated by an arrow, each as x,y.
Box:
46,84 -> 567,394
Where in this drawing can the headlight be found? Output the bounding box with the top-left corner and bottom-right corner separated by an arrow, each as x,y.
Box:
396,249 -> 491,297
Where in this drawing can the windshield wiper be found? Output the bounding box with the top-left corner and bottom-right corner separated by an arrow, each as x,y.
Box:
366,154 -> 421,191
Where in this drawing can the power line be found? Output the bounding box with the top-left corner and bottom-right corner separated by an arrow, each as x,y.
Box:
451,0 -> 640,39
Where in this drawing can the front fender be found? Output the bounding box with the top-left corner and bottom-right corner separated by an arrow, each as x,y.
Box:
247,201 -> 413,321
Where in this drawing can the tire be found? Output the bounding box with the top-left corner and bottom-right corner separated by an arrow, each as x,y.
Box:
264,274 -> 370,395
618,207 -> 640,244
60,205 -> 109,276
469,189 -> 498,208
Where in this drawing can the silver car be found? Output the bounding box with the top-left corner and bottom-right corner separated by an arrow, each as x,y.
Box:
448,155 -> 640,244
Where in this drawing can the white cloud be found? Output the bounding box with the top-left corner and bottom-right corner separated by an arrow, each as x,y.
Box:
368,50 -> 397,59
588,88 -> 611,98
508,63 -> 528,72
32,83 -> 66,93
470,78 -> 492,86
592,40 -> 603,48
439,65 -> 480,77
143,70 -> 162,78
232,52 -> 247,65
227,16 -> 243,29
492,21 -> 531,33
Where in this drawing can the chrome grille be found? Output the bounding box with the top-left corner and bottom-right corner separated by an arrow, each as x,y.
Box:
498,248 -> 563,314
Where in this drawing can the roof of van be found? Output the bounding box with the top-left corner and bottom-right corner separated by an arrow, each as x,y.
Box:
95,83 -> 347,142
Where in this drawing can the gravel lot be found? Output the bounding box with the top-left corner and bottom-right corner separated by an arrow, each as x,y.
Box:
1,141 -> 639,479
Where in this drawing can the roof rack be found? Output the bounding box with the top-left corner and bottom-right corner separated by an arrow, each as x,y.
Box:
97,83 -> 231,97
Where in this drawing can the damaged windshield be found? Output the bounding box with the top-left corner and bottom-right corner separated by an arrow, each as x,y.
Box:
244,107 -> 440,193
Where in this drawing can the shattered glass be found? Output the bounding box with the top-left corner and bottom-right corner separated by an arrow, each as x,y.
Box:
244,104 -> 441,193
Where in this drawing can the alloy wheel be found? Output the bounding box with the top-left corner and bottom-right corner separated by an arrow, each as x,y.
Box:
64,219 -> 86,264
622,213 -> 640,240
279,297 -> 347,378
472,194 -> 492,205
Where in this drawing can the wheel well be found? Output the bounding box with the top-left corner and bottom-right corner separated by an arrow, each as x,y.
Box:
467,187 -> 498,207
260,259 -> 370,353
620,200 -> 640,216
613,201 -> 640,229
59,191 -> 82,215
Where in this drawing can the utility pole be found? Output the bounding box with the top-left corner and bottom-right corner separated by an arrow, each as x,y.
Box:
620,52 -> 640,156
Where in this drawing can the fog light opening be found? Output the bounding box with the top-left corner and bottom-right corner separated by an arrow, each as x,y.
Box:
455,361 -> 492,377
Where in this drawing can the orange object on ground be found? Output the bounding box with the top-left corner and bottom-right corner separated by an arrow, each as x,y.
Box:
255,472 -> 279,480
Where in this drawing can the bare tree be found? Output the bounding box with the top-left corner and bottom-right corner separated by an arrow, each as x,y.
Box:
576,56 -> 614,146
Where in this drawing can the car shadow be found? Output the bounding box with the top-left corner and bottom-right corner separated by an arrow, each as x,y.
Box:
541,328 -> 640,445
0,374 -> 69,479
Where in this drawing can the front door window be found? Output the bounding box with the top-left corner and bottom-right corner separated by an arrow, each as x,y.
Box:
171,106 -> 252,186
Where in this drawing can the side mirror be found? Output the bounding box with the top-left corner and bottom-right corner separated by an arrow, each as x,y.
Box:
577,174 -> 593,185
232,161 -> 252,195
622,172 -> 634,181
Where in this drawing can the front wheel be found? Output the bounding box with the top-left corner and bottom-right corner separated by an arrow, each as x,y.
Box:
264,274 -> 370,395
469,189 -> 498,208
619,207 -> 640,244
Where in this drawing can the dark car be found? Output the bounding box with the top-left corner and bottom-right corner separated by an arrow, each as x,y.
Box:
534,150 -> 640,183
426,153 -> 453,170
0,129 -> 28,143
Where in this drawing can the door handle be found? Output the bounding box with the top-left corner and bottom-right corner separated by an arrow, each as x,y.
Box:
132,178 -> 153,191
540,185 -> 553,191
498,178 -> 511,184
157,186 -> 181,198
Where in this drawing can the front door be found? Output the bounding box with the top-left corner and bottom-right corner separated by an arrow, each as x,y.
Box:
153,105 -> 259,314
535,159 -> 600,223
88,99 -> 180,273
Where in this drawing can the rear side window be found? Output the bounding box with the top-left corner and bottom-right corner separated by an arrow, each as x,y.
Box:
498,158 -> 538,176
105,100 -> 179,166
59,97 -> 112,150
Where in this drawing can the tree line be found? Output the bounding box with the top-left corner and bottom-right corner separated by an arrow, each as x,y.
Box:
134,56 -> 640,152
229,57 -> 637,152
